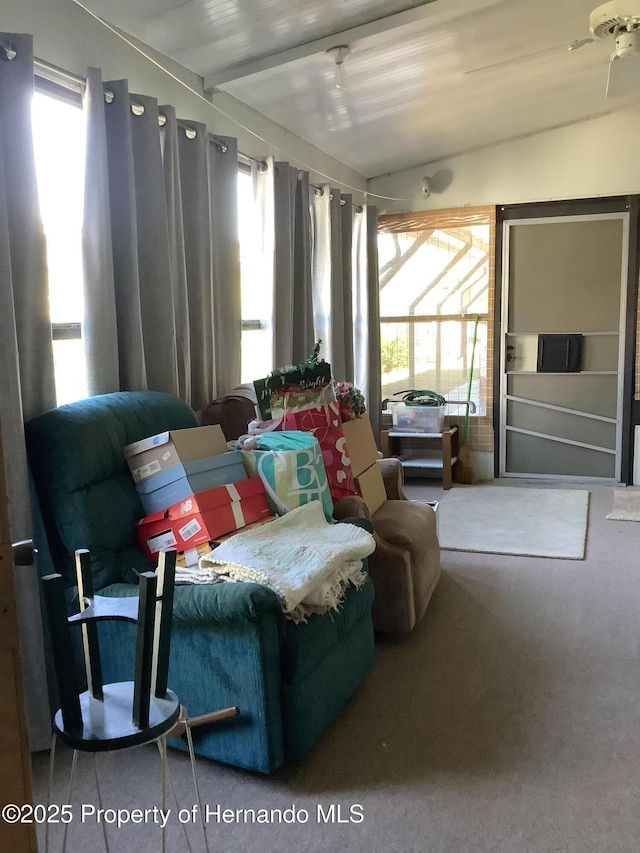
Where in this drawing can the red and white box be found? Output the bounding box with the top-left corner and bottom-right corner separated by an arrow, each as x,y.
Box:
136,477 -> 271,561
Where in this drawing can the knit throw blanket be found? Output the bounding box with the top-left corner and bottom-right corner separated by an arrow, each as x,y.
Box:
186,501 -> 375,622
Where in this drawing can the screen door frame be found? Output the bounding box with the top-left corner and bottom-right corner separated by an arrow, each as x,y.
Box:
494,197 -> 640,484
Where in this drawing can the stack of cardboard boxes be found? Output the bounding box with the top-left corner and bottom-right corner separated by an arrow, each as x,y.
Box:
125,412 -> 387,570
124,425 -> 272,568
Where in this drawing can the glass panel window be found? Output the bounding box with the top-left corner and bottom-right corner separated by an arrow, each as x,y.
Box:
378,211 -> 495,420
237,169 -> 272,382
380,317 -> 488,414
32,90 -> 87,405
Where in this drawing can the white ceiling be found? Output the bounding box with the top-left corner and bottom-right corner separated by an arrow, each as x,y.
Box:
78,0 -> 640,178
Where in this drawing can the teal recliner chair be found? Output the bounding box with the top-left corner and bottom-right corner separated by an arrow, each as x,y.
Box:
25,390 -> 375,774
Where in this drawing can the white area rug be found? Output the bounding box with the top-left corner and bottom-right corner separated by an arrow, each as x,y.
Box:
606,488 -> 640,522
438,486 -> 590,560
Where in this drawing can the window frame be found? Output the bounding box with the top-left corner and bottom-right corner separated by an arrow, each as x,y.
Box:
378,206 -> 496,450
35,76 -> 84,347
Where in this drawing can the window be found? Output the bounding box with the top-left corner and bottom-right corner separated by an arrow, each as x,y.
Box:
378,207 -> 495,425
32,89 -> 87,405
237,168 -> 272,382
33,89 -> 269,399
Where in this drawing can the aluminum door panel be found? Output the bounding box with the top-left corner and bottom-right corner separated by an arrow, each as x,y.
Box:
502,214 -> 626,479
506,432 -> 616,478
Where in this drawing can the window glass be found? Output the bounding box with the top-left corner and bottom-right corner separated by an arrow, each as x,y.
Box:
378,223 -> 491,416
237,169 -> 272,382
32,90 -> 87,405
33,93 -> 272,401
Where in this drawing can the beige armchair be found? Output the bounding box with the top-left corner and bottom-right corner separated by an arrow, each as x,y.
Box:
333,457 -> 441,634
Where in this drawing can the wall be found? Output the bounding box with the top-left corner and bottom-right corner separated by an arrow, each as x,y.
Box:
369,109 -> 640,481
4,0 -> 367,198
368,108 -> 640,213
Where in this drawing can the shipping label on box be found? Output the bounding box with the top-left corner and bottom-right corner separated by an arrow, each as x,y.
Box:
136,510 -> 211,560
124,425 -> 228,483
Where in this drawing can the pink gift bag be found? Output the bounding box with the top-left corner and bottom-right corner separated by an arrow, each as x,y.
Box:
278,400 -> 358,502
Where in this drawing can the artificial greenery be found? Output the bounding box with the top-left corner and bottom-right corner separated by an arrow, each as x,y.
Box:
254,341 -> 331,418
334,381 -> 366,421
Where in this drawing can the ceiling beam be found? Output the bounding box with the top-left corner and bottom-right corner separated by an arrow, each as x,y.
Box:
204,0 -> 502,90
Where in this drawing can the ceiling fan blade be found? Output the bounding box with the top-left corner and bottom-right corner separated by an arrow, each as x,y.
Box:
606,50 -> 640,95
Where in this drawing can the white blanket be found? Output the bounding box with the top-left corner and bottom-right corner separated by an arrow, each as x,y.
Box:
189,501 -> 375,621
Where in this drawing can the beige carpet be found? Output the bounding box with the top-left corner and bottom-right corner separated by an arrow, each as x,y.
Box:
32,487 -> 640,853
606,488 -> 640,522
438,485 -> 590,559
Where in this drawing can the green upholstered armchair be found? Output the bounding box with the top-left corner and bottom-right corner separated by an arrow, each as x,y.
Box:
26,390 -> 375,774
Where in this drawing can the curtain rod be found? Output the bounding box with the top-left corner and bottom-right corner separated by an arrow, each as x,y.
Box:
30,55 -> 361,207
32,57 -> 268,168
30,49 -> 376,208
34,57 -> 85,94
311,186 -> 363,211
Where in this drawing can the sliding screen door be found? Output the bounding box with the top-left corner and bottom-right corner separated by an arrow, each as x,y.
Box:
500,214 -> 627,480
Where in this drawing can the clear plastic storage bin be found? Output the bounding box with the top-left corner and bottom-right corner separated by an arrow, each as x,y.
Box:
388,402 -> 446,433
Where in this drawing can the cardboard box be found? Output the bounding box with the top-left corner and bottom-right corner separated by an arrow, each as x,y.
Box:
136,477 -> 271,560
340,414 -> 380,477
123,425 -> 228,483
175,541 -> 216,569
135,450 -> 248,515
355,462 -> 387,516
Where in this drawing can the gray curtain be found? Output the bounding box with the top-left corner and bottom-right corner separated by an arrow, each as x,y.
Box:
160,105 -> 190,400
209,134 -> 242,392
272,175 -> 380,425
352,203 -> 381,439
327,188 -> 348,379
365,205 -> 381,439
173,117 -> 214,407
310,185 -> 357,382
83,70 -> 241,409
273,161 -> 313,366
340,194 -> 355,381
310,184 -> 332,367
0,32 -> 57,749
